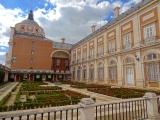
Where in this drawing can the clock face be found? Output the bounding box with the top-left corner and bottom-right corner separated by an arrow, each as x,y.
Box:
28,26 -> 33,30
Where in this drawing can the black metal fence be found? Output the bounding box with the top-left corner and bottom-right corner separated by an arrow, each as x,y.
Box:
95,98 -> 148,120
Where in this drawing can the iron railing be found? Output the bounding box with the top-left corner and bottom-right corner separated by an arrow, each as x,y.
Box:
141,36 -> 157,46
97,52 -> 104,57
108,48 -> 116,54
95,98 -> 148,120
121,43 -> 132,50
88,55 -> 94,60
82,57 -> 87,61
0,106 -> 82,120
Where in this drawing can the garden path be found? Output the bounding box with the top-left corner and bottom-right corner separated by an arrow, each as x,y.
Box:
0,82 -> 18,101
5,83 -> 21,106
45,82 -> 120,103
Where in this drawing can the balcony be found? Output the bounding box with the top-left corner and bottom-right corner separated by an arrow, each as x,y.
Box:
97,52 -> 104,57
108,48 -> 116,54
141,36 -> 158,46
121,43 -> 132,50
72,60 -> 76,64
88,55 -> 94,60
82,57 -> 87,61
77,59 -> 81,63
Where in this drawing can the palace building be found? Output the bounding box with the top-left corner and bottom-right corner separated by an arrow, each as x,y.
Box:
70,0 -> 160,88
5,10 -> 73,81
5,0 -> 160,88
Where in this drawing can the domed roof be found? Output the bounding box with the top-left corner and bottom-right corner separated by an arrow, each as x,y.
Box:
20,19 -> 39,26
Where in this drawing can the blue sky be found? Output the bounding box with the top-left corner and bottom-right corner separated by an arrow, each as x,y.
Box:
0,0 -> 141,64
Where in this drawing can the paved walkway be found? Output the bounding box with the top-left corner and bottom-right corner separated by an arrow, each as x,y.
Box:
5,83 -> 21,106
0,82 -> 19,101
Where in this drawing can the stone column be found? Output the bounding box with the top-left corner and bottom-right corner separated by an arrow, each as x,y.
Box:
143,92 -> 160,120
104,59 -> 108,83
79,98 -> 95,120
94,61 -> 97,82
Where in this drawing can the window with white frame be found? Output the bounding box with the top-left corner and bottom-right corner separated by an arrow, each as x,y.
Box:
83,51 -> 87,59
77,70 -> 81,79
89,49 -> 94,59
125,57 -> 132,63
109,40 -> 115,53
89,64 -> 94,79
109,60 -> 116,80
147,53 -> 157,60
144,24 -> 156,44
57,59 -> 60,65
147,63 -> 159,81
30,50 -> 34,54
30,58 -> 34,63
77,53 -> 81,60
123,33 -> 132,49
98,44 -> 103,56
98,63 -> 104,79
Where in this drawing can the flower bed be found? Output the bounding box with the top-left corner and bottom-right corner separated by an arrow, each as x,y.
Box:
87,87 -> 160,99
0,82 -> 91,112
70,83 -> 110,89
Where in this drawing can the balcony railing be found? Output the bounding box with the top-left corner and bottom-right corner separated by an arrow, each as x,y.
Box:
77,59 -> 81,63
88,55 -> 94,60
108,48 -> 116,54
97,52 -> 104,57
121,43 -> 132,50
141,36 -> 157,46
82,57 -> 87,61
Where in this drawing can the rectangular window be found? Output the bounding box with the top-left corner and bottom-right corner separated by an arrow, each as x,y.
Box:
98,44 -> 103,56
98,68 -> 103,79
83,69 -> 87,79
90,49 -> 94,56
57,59 -> 60,65
123,33 -> 132,49
109,40 -> 115,53
89,69 -> 94,79
36,75 -> 40,78
77,70 -> 81,79
65,60 -> 68,66
144,24 -> 156,44
77,54 -> 81,60
147,64 -> 159,81
109,67 -> 116,80
48,75 -> 51,78
83,51 -> 87,58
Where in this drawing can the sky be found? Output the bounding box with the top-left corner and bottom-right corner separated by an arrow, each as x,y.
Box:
0,0 -> 141,64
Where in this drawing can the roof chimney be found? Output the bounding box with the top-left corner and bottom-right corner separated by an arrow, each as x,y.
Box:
61,38 -> 65,43
113,7 -> 120,18
91,25 -> 96,33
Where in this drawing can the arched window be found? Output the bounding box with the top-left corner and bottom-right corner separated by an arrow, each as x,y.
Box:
109,60 -> 117,80
77,66 -> 81,79
72,67 -> 75,79
98,62 -> 104,80
83,65 -> 87,79
147,53 -> 157,60
89,64 -> 94,80
125,57 -> 132,63
30,50 -> 34,54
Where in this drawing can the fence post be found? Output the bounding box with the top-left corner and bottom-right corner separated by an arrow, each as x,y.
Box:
143,92 -> 160,120
79,98 -> 95,120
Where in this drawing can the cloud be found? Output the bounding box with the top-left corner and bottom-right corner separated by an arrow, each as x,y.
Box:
0,47 -> 6,50
0,52 -> 6,64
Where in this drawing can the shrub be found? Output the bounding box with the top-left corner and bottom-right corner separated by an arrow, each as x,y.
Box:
9,105 -> 13,111
3,105 -> 8,111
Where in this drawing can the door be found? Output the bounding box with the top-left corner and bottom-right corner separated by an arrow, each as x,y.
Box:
126,67 -> 134,85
